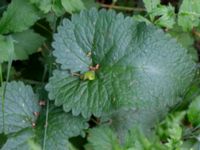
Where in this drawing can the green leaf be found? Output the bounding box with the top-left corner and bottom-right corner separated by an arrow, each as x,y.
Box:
1,129 -> 41,150
52,0 -> 65,16
143,0 -> 160,13
178,0 -> 200,31
132,15 -> 152,25
169,25 -> 198,61
30,0 -> 52,13
47,8 -> 196,119
12,29 -> 45,60
0,81 -> 40,134
100,107 -> 168,142
87,126 -> 167,150
156,112 -> 185,140
30,0 -> 65,16
0,35 -> 14,63
87,126 -> 122,150
83,0 -> 100,9
151,4 -> 175,28
61,0 -> 85,14
187,95 -> 200,126
36,107 -> 89,150
0,30 -> 45,62
0,0 -> 41,34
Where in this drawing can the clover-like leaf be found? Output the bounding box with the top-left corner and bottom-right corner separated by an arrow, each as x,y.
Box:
46,8 -> 196,118
0,81 -> 40,134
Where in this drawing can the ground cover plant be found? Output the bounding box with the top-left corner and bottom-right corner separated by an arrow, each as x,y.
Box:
0,0 -> 200,149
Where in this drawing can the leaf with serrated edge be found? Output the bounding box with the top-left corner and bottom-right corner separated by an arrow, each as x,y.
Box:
87,126 -> 121,150
0,0 -> 40,34
36,107 -> 89,150
178,0 -> 200,31
143,0 -> 160,13
61,0 -> 85,14
1,129 -> 40,150
46,8 -> 196,118
0,81 -> 40,134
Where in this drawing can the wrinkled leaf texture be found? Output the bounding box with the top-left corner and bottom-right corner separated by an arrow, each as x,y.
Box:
46,8 -> 196,121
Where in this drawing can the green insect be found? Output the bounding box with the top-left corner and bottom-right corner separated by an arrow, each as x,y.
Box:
83,71 -> 95,80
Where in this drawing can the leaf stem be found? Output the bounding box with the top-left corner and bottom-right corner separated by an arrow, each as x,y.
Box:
36,23 -> 52,34
0,63 -> 5,131
42,100 -> 49,150
193,29 -> 200,38
22,79 -> 43,85
99,3 -> 146,12
43,13 -> 57,150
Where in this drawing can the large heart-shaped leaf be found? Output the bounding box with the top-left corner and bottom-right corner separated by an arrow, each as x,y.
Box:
46,8 -> 196,118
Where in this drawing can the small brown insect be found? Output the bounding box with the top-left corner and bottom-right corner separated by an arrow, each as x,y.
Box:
89,64 -> 100,71
39,100 -> 46,106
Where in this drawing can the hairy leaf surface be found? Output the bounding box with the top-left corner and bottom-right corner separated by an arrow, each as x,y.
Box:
46,8 -> 196,118
36,107 -> 89,150
0,81 -> 40,134
1,129 -> 40,150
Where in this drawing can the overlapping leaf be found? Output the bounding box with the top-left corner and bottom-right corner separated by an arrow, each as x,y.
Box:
0,81 -> 40,134
1,129 -> 40,150
178,0 -> 200,31
46,8 -> 196,119
0,35 -> 14,63
12,29 -> 45,60
30,0 -> 65,16
61,0 -> 85,14
0,81 -> 88,149
143,0 -> 160,13
100,107 -> 168,142
0,0 -> 41,34
86,126 -> 122,150
36,107 -> 89,150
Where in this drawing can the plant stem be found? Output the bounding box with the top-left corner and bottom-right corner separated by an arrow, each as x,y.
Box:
36,23 -> 52,34
0,63 -> 5,131
193,29 -> 200,38
42,100 -> 49,150
99,3 -> 146,12
22,79 -> 43,85
43,13 -> 57,150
